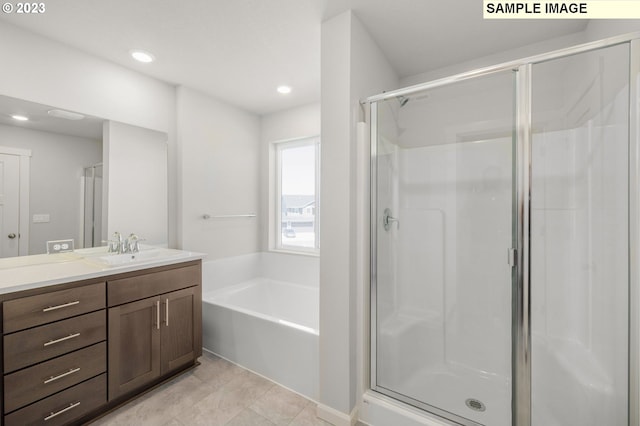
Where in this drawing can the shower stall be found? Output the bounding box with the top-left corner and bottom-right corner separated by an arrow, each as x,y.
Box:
367,35 -> 638,425
82,163 -> 103,248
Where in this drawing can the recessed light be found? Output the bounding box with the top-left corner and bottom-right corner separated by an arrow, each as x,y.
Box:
277,85 -> 292,94
11,114 -> 28,121
130,50 -> 155,63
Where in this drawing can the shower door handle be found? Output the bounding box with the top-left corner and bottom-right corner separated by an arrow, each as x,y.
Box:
508,248 -> 517,267
383,208 -> 399,231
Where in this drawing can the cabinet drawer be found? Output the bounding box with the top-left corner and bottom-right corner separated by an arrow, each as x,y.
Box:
4,342 -> 106,413
4,311 -> 106,373
3,282 -> 105,334
4,374 -> 106,426
108,263 -> 200,306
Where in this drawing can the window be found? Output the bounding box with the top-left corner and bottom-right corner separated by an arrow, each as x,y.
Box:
274,137 -> 320,253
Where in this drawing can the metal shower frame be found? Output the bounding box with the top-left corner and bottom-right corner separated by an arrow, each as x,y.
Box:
365,31 -> 640,426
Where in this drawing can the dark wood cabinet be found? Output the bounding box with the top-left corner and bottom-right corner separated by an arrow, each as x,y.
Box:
107,265 -> 202,401
4,374 -> 107,426
108,296 -> 161,400
1,280 -> 108,425
0,259 -> 202,425
4,342 -> 106,413
3,282 -> 105,334
161,286 -> 199,374
4,310 -> 106,373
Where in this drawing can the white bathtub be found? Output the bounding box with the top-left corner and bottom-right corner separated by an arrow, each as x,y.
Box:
202,253 -> 319,400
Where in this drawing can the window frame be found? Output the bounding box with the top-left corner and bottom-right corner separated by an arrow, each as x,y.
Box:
272,136 -> 320,255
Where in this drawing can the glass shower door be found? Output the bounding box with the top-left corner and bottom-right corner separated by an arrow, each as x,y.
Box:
372,70 -> 516,426
530,43 -> 630,426
83,164 -> 103,248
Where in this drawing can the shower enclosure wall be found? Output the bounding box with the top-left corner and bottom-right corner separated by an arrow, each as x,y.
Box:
367,35 -> 638,426
82,163 -> 103,248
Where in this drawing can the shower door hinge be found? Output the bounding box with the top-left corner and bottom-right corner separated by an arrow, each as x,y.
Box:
508,248 -> 517,267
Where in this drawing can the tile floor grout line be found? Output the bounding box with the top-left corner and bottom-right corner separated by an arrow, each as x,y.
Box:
91,352 -> 332,426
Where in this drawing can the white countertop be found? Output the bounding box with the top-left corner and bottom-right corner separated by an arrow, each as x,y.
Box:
0,247 -> 206,295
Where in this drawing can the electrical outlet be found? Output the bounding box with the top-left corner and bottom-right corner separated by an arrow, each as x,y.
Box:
47,239 -> 74,254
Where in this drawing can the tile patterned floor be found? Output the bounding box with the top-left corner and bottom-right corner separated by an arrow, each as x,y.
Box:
90,351 -> 335,426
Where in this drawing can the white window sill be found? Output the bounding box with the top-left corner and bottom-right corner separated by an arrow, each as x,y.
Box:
269,248 -> 320,258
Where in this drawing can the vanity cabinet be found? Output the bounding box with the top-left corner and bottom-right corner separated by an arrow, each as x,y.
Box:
107,296 -> 161,400
107,264 -> 201,401
0,259 -> 202,426
160,287 -> 199,373
2,282 -> 107,425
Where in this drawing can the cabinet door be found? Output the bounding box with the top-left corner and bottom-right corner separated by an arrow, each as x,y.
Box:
108,296 -> 160,400
160,287 -> 198,374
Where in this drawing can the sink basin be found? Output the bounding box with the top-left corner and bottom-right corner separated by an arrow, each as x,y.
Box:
82,247 -> 191,267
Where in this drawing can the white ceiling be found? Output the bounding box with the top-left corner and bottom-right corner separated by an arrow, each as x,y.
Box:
0,95 -> 103,139
0,0 -> 587,115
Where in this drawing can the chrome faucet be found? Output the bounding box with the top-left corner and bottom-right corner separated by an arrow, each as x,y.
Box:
120,237 -> 130,254
383,208 -> 400,231
108,231 -> 143,254
108,232 -> 122,253
127,233 -> 141,253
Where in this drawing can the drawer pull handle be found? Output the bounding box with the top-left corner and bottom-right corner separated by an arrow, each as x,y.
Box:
44,401 -> 80,421
165,298 -> 169,326
44,332 -> 80,347
43,301 -> 80,312
44,367 -> 80,384
156,300 -> 160,330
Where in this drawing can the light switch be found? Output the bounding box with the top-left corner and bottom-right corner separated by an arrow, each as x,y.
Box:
33,214 -> 50,223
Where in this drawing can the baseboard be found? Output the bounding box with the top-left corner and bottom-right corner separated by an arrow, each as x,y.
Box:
201,348 -> 319,404
317,403 -> 358,426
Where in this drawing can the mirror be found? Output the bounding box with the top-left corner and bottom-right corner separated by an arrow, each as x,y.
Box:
0,95 -> 168,257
